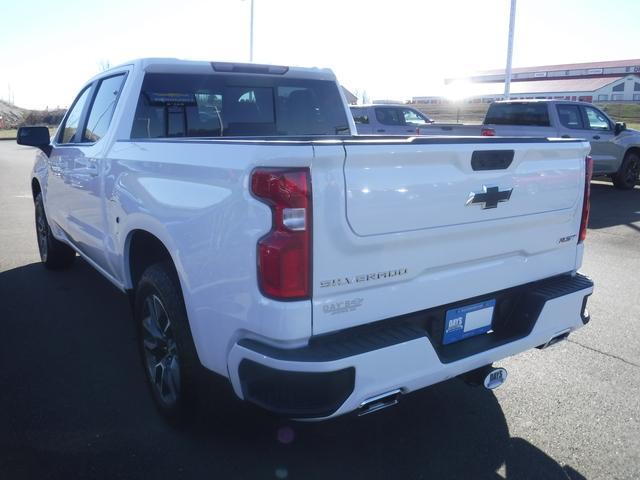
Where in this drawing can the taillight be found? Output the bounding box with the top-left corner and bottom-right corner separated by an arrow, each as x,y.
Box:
251,168 -> 311,300
579,155 -> 593,243
481,127 -> 496,136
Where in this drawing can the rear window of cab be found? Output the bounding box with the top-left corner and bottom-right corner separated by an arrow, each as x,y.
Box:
130,73 -> 350,138
484,103 -> 550,127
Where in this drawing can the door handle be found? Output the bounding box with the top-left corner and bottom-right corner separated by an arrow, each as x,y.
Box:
377,129 -> 385,133
561,134 -> 571,138
593,135 -> 601,140
86,160 -> 99,176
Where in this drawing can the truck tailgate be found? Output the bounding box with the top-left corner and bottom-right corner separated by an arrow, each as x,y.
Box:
311,138 -> 590,335
344,142 -> 580,235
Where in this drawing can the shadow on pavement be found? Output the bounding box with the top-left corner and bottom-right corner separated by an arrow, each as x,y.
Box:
589,181 -> 640,232
0,259 -> 585,480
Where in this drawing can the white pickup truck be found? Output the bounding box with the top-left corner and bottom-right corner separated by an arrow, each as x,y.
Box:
18,58 -> 594,422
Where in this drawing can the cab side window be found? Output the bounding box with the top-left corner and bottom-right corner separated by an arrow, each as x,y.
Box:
556,104 -> 584,129
351,108 -> 369,124
401,108 -> 429,125
59,86 -> 92,144
375,108 -> 403,126
83,74 -> 126,142
583,106 -> 611,131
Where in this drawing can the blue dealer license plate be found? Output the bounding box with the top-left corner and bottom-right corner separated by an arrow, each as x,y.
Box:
442,299 -> 496,345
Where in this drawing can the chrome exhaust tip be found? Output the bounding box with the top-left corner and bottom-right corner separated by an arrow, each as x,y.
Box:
358,389 -> 402,416
536,329 -> 571,350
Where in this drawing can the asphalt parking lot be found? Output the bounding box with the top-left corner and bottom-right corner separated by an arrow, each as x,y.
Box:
0,141 -> 638,480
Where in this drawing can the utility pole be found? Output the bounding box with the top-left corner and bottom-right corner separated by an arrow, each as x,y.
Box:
249,0 -> 254,62
504,0 -> 517,99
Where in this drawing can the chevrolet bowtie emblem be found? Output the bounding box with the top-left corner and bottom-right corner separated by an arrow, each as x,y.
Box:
466,185 -> 513,209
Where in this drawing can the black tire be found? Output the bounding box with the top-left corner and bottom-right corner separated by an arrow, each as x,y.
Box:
135,262 -> 205,423
34,192 -> 76,269
612,152 -> 640,190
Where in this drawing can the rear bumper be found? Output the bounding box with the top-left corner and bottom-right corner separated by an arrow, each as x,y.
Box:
227,273 -> 593,419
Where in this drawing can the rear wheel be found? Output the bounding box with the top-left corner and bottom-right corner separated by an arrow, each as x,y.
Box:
34,193 -> 76,269
612,152 -> 640,190
135,262 -> 204,423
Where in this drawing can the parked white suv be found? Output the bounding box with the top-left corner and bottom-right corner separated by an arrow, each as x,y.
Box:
18,58 -> 594,422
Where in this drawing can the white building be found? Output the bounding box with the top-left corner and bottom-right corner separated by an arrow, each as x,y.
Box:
414,59 -> 640,104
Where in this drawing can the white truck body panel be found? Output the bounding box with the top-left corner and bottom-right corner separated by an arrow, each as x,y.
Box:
107,139 -> 316,372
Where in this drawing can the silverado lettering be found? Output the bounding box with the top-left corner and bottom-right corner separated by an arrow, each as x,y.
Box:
320,268 -> 408,288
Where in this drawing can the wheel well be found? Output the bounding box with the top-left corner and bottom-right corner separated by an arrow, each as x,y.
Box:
127,230 -> 174,289
31,178 -> 41,201
625,146 -> 640,159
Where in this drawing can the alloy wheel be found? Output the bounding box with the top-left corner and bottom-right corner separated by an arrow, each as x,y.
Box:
141,294 -> 181,407
35,202 -> 48,261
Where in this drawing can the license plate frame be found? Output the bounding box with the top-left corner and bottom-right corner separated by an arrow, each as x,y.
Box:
442,299 -> 496,345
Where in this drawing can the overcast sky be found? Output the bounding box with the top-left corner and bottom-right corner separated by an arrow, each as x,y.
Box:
2,0 -> 640,109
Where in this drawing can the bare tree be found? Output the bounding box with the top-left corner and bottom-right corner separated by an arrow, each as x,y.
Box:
98,59 -> 112,72
354,89 -> 370,105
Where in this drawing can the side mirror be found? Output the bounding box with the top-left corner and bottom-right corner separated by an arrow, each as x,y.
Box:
614,122 -> 626,136
17,126 -> 52,155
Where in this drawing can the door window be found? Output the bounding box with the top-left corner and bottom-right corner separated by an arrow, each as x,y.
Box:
556,104 -> 584,129
59,87 -> 92,144
401,108 -> 430,125
583,107 -> 611,130
83,74 -> 126,142
375,108 -> 403,126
